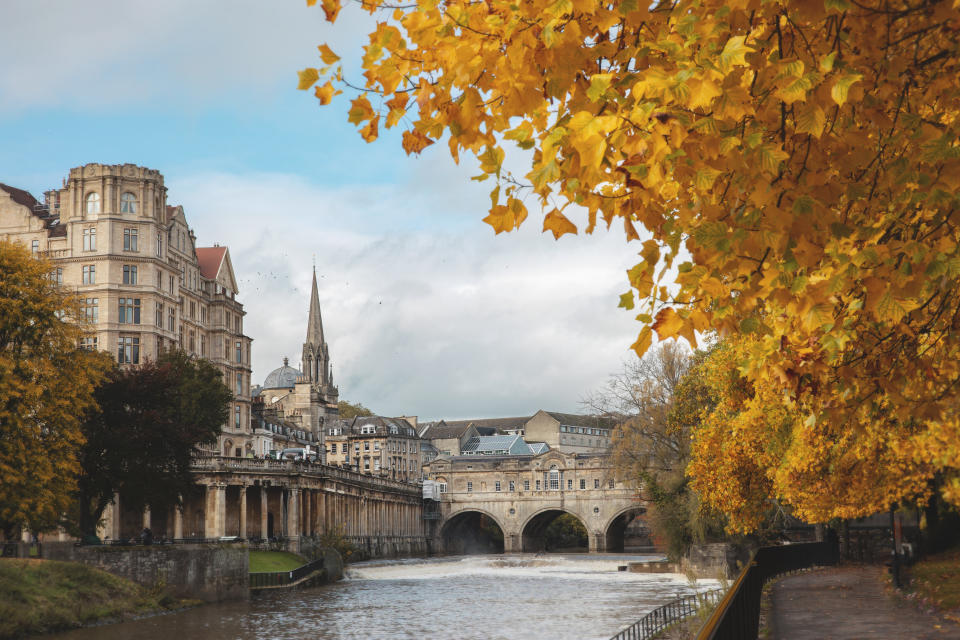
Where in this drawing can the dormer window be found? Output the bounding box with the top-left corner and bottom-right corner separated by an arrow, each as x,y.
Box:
120,192 -> 137,213
85,192 -> 100,214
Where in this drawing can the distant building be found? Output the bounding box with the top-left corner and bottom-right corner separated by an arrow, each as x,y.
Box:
0,163 -> 252,458
326,415 -> 421,482
254,268 -> 339,460
460,434 -> 549,456
419,411 -> 613,456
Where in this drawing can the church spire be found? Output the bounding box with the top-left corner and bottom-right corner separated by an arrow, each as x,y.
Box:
306,267 -> 324,345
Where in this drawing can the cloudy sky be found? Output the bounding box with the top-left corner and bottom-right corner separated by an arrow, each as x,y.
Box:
0,1 -> 647,420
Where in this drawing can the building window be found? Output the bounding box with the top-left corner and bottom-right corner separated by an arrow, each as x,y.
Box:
374,442 -> 380,451
122,265 -> 137,285
567,479 -> 573,490
235,341 -> 242,363
495,481 -> 501,492
235,373 -> 242,395
189,301 -> 195,319
374,459 -> 381,471
81,298 -> 98,323
169,275 -> 174,293
535,479 -> 541,490
30,239 -> 39,254
200,335 -> 206,356
188,330 -> 196,353
83,227 -> 96,251
364,441 -> 370,451
524,480 -> 530,491
85,192 -> 100,214
549,467 -> 560,491
438,482 -> 447,493
580,479 -> 586,490
80,336 -> 97,350
82,265 -> 96,284
123,228 -> 138,251
120,192 -> 137,213
235,406 -> 241,427
594,478 -> 600,489
156,232 -> 163,257
609,479 -> 615,489
341,443 -> 348,453
467,482 -> 473,493
50,268 -> 63,285
167,309 -> 175,331
118,298 -> 141,324
117,335 -> 139,364
156,303 -> 163,327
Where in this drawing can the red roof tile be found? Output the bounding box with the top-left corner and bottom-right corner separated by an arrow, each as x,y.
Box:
195,246 -> 227,280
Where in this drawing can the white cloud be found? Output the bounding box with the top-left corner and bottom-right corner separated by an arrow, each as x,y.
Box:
0,0 -> 372,112
171,169 -> 643,420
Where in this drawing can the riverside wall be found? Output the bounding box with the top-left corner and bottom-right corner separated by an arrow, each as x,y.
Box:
43,542 -> 248,602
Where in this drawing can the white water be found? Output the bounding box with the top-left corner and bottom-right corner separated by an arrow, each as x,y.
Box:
50,554 -> 719,640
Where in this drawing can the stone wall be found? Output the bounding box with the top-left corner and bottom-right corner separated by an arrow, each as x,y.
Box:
43,543 -> 248,602
682,542 -> 753,580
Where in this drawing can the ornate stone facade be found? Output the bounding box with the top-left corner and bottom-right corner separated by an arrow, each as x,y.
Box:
0,164 -> 253,457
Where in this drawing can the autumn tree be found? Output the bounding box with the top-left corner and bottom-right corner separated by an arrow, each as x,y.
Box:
74,350 -> 231,538
0,240 -> 110,539
338,399 -> 374,419
301,0 -> 960,525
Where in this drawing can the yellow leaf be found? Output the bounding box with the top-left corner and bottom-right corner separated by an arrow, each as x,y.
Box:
795,103 -> 826,138
687,78 -> 722,109
630,326 -> 652,358
719,36 -> 754,73
652,307 -> 684,340
297,67 -> 319,91
314,81 -> 338,105
320,0 -> 341,22
543,208 -> 578,239
318,44 -> 341,64
360,115 -> 380,142
831,73 -> 862,106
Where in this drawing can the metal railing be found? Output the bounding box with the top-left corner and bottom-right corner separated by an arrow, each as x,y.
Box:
249,557 -> 325,589
610,589 -> 724,640
696,541 -> 839,640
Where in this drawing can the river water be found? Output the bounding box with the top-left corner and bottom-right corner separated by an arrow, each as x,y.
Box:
50,554 -> 719,640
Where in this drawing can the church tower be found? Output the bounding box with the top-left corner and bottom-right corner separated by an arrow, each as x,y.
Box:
301,268 -> 331,387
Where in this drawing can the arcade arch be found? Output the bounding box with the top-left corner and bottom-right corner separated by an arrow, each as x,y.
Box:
440,509 -> 506,554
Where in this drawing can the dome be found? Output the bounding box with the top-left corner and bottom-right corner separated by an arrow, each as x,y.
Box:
263,357 -> 301,389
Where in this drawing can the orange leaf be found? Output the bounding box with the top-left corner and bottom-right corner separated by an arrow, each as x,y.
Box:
318,44 -> 341,65
320,0 -> 341,22
543,208 -> 578,239
314,81 -> 337,105
361,115 -> 380,142
402,130 -> 435,155
652,307 -> 684,340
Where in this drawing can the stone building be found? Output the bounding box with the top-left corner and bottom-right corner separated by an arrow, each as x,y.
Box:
326,416 -> 422,482
0,163 -> 252,457
253,268 -> 339,460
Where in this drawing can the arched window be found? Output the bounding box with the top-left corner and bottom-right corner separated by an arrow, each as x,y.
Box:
549,465 -> 560,491
120,192 -> 137,213
85,192 -> 100,214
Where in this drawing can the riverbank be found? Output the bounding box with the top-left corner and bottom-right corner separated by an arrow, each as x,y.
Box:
0,558 -> 194,639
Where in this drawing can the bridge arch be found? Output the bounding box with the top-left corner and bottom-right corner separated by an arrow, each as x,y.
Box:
440,508 -> 506,555
603,505 -> 648,552
520,507 -> 589,553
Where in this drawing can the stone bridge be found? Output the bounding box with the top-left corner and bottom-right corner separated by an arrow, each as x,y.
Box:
423,450 -> 646,553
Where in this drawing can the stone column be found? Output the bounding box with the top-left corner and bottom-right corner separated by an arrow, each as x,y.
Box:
287,489 -> 301,542
239,485 -> 248,539
260,487 -> 268,539
205,484 -> 226,539
174,504 -> 184,539
305,490 -> 312,536
589,532 -> 606,553
142,506 -> 151,530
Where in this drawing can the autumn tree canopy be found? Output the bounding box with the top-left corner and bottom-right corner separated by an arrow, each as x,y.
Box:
302,0 -> 960,524
0,241 -> 110,539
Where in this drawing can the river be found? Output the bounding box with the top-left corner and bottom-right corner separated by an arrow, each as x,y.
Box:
49,554 -> 719,640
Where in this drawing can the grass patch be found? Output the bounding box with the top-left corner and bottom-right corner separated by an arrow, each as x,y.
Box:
0,558 -> 183,639
908,548 -> 960,613
249,551 -> 306,573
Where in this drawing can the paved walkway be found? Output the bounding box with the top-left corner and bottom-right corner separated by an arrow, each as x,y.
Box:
768,566 -> 960,639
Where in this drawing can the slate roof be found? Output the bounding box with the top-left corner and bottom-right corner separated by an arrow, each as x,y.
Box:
442,416 -> 532,433
544,411 -> 617,430
460,435 -> 550,456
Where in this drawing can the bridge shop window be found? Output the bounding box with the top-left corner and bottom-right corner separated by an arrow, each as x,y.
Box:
548,466 -> 560,491
495,481 -> 501,492
594,479 -> 600,489
509,481 -> 515,492
580,479 -> 586,490
567,479 -> 573,490
467,481 -> 473,492
535,480 -> 541,490
523,480 -> 530,491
